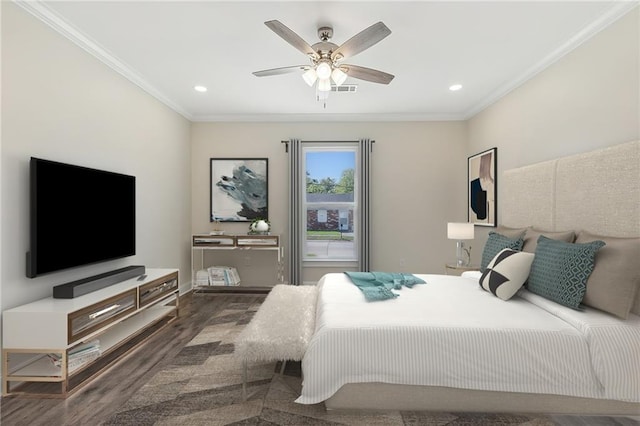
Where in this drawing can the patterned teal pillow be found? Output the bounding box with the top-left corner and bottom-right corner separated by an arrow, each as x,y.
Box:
481,232 -> 524,272
527,235 -> 605,309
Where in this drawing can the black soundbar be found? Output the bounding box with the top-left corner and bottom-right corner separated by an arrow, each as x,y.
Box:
53,265 -> 146,299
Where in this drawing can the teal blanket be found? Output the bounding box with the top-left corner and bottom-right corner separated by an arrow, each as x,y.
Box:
344,271 -> 426,301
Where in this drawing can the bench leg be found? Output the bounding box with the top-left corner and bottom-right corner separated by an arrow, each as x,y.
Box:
275,359 -> 301,396
242,359 -> 247,401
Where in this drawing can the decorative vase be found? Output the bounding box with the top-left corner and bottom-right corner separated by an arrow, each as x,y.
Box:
254,220 -> 269,232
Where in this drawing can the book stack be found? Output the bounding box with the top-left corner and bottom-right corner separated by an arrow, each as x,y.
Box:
195,269 -> 210,287
207,266 -> 241,286
49,339 -> 102,373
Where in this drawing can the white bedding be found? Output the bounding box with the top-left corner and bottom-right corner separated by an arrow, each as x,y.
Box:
295,272 -> 640,405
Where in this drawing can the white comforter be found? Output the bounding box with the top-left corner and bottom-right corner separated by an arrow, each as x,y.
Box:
295,272 -> 640,404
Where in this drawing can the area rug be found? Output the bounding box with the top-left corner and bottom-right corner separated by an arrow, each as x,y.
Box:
103,300 -> 556,425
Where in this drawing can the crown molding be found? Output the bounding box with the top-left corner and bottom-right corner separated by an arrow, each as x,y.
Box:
14,0 -> 194,121
462,1 -> 639,120
15,0 -> 638,123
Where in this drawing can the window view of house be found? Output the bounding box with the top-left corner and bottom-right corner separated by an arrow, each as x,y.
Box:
303,147 -> 357,261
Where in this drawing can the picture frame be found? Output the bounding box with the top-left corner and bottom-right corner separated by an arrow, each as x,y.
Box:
210,158 -> 268,222
468,147 -> 497,227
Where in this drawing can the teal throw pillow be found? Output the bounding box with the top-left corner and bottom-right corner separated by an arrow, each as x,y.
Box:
481,232 -> 524,272
527,235 -> 605,309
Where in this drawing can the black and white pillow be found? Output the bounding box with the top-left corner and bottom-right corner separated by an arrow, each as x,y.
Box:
480,249 -> 535,300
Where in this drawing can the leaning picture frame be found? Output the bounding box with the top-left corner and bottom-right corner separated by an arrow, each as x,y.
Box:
468,147 -> 497,227
210,158 -> 268,222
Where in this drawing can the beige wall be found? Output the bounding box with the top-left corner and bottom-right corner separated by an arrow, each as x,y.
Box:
1,3 -> 192,310
466,7 -> 639,264
191,121 -> 468,283
190,8 -> 638,283
2,3 -> 636,295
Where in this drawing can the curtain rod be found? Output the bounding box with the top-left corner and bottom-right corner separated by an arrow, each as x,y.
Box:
281,140 -> 375,153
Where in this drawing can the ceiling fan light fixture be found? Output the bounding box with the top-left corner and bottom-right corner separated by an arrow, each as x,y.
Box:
255,20 -> 394,106
302,68 -> 318,86
317,77 -> 332,92
316,61 -> 332,80
316,89 -> 329,101
331,68 -> 347,86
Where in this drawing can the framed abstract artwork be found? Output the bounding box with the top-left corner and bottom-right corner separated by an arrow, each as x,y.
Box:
210,158 -> 268,222
468,148 -> 497,227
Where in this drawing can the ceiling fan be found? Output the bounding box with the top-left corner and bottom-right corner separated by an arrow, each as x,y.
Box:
253,20 -> 395,92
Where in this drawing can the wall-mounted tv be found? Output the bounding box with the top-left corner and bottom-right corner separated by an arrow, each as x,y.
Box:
27,158 -> 136,278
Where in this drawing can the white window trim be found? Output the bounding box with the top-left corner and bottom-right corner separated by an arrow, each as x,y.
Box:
302,143 -> 359,264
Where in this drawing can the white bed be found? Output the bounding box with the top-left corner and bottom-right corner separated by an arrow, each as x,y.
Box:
298,272 -> 639,410
297,141 -> 640,415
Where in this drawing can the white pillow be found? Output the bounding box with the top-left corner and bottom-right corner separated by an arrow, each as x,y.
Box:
480,249 -> 535,300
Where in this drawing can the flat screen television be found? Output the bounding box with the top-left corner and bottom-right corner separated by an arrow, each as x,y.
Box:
27,157 -> 136,278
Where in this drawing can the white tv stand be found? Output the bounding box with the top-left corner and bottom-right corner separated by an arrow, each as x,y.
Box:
2,268 -> 179,397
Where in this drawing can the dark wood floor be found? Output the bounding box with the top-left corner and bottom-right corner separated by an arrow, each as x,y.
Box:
0,292 -> 266,426
2,293 -> 638,426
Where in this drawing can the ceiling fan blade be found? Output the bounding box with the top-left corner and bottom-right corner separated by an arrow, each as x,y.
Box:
264,20 -> 319,60
342,64 -> 394,84
253,65 -> 307,77
332,22 -> 391,61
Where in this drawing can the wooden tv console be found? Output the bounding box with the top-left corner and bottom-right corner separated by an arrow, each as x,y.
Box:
2,268 -> 179,397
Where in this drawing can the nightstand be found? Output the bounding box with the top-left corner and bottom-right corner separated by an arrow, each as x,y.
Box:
445,263 -> 480,275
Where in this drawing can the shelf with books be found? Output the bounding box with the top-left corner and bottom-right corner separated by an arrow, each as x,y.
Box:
47,339 -> 102,373
191,234 -> 283,292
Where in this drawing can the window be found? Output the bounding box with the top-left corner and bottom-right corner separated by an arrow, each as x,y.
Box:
302,144 -> 358,262
287,138 -> 371,284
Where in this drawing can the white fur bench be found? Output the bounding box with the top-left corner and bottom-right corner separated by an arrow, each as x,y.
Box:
234,284 -> 318,400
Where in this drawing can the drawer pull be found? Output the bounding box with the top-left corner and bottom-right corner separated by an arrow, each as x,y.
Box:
89,304 -> 121,320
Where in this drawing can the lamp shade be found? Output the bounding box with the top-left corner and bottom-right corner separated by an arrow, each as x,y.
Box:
447,222 -> 474,240
316,61 -> 332,80
331,68 -> 347,86
302,68 -> 318,86
317,78 -> 331,92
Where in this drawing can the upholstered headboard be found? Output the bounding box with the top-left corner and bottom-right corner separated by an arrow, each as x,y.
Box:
501,140 -> 640,315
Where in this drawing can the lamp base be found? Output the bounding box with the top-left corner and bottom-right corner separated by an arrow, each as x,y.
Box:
456,241 -> 470,267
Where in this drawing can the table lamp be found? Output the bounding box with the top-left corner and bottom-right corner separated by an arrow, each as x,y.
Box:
447,222 -> 474,266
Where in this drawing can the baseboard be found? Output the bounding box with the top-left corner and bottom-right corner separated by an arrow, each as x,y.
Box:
194,286 -> 271,295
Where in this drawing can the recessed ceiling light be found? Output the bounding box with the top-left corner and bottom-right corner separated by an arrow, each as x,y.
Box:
449,84 -> 463,91
194,85 -> 207,93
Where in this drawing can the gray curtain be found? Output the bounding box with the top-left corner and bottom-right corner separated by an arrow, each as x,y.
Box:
287,139 -> 303,285
286,138 -> 372,284
358,139 -> 373,271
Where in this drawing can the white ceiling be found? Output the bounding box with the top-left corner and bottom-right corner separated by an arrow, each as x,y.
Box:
18,1 -> 636,121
